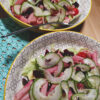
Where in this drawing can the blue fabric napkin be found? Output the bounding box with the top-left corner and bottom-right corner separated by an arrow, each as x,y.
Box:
0,18 -> 36,100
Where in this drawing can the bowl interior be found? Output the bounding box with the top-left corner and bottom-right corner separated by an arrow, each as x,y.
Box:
4,31 -> 100,100
0,0 -> 91,30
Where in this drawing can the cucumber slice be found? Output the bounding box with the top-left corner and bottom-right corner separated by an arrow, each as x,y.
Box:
67,0 -> 76,4
20,2 -> 33,14
71,93 -> 85,100
71,69 -> 85,82
83,58 -> 100,76
43,0 -> 56,10
79,89 -> 98,100
88,66 -> 100,76
33,6 -> 51,17
62,56 -> 74,66
61,81 -> 69,100
68,80 -> 77,93
46,15 -> 59,23
28,0 -> 41,5
97,86 -> 100,100
87,75 -> 100,89
54,60 -> 64,76
83,58 -> 96,67
14,5 -> 21,15
21,2 -> 50,16
45,67 -> 72,83
58,0 -> 71,7
74,64 -> 90,72
33,78 -> 62,100
29,83 -> 35,100
10,0 -> 16,6
54,4 -> 66,22
37,52 -> 60,69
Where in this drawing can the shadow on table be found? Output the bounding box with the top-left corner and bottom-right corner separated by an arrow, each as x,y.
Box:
1,17 -> 85,41
1,18 -> 44,41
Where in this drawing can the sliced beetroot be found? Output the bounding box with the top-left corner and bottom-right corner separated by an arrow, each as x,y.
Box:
77,83 -> 84,90
37,17 -> 43,25
68,89 -> 73,100
72,55 -> 84,64
46,65 -> 58,74
21,93 -> 30,100
27,13 -> 37,25
19,16 -> 28,23
41,81 -> 48,96
91,51 -> 100,66
15,0 -> 27,5
14,80 -> 33,100
47,84 -> 57,96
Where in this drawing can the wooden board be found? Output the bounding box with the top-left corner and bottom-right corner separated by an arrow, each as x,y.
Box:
0,0 -> 100,42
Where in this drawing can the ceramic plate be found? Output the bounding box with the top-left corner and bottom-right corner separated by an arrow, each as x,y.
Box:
0,0 -> 92,31
4,31 -> 100,100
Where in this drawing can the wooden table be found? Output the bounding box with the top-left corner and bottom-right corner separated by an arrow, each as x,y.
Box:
0,0 -> 100,41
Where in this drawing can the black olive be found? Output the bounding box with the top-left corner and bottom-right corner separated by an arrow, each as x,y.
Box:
22,76 -> 29,86
63,5 -> 68,10
73,2 -> 79,8
62,49 -> 74,56
47,82 -> 52,91
22,7 -> 34,18
70,87 -> 75,94
45,49 -> 49,55
33,70 -> 44,78
62,89 -> 66,97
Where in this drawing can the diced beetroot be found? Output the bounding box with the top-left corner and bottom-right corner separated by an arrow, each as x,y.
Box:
27,13 -> 37,25
47,84 -> 57,96
72,55 -> 84,64
68,89 -> 73,100
15,0 -> 27,5
14,80 -> 33,100
46,66 -> 58,74
21,93 -> 30,100
37,17 -> 43,25
77,83 -> 84,89
41,81 -> 48,96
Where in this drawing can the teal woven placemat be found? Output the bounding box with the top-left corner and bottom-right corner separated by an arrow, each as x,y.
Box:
0,18 -> 36,100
